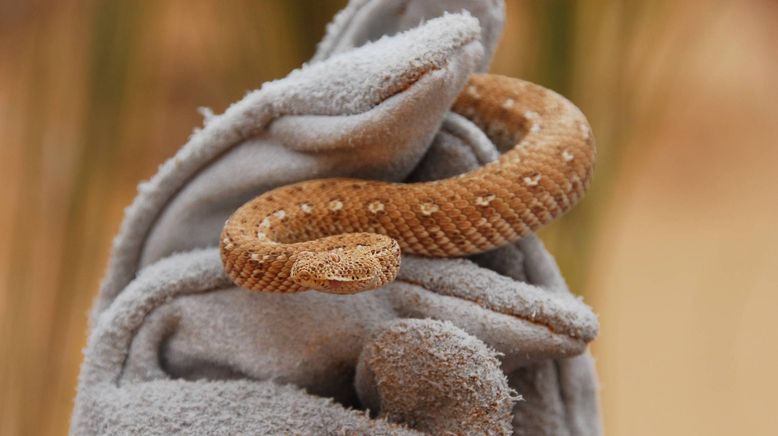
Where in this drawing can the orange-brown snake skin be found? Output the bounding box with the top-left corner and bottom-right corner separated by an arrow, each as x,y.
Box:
220,74 -> 595,294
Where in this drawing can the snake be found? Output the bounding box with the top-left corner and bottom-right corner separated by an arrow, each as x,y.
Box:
220,74 -> 595,294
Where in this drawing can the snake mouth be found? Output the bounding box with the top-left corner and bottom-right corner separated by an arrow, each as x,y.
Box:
321,276 -> 382,294
288,277 -> 381,294
325,279 -> 361,293
291,266 -> 382,294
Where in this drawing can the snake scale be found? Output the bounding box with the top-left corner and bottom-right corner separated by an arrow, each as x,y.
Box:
220,74 -> 595,294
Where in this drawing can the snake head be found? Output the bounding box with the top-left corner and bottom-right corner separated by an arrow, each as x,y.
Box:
291,241 -> 399,294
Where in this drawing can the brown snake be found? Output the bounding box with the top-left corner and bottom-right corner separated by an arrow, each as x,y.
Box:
220,74 -> 595,294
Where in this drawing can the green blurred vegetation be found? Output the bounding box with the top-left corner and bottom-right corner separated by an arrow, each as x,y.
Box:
2,1 -> 777,435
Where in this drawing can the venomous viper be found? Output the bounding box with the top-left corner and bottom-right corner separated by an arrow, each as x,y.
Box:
220,74 -> 595,294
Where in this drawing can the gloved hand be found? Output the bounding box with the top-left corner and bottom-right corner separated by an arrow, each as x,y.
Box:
72,2 -> 601,435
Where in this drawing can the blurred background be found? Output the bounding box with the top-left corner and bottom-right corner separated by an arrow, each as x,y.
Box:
1,0 -> 776,434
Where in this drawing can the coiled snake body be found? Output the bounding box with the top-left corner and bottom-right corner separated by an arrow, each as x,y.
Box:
220,74 -> 595,294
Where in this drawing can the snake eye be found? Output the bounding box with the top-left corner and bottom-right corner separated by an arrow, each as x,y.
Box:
296,272 -> 311,281
327,253 -> 341,263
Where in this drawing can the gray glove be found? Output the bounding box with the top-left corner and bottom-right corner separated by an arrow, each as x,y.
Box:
72,2 -> 601,434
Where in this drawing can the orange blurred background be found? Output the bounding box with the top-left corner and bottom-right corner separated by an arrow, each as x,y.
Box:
1,1 -> 776,434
